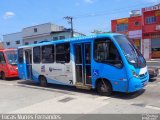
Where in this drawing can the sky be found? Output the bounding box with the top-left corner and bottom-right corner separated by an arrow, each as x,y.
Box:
0,0 -> 159,40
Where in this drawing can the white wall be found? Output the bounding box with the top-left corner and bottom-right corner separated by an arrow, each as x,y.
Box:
23,35 -> 52,45
51,32 -> 71,40
22,23 -> 52,39
51,24 -> 64,32
22,23 -> 65,39
22,23 -> 68,45
143,39 -> 151,60
3,23 -> 85,48
3,32 -> 22,49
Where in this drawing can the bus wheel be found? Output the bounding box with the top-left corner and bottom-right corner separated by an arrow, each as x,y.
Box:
97,79 -> 112,96
1,72 -> 6,80
39,76 -> 48,87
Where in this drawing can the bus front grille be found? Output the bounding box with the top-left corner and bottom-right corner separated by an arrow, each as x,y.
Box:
139,72 -> 147,79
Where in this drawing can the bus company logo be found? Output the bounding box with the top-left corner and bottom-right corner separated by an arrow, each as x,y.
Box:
41,65 -> 45,72
49,67 -> 62,72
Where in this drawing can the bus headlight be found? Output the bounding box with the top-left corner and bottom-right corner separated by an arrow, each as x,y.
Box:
132,70 -> 139,78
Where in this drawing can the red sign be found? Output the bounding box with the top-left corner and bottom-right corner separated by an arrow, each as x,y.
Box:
143,5 -> 160,12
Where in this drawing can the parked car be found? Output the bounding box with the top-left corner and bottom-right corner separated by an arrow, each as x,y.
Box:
148,67 -> 159,80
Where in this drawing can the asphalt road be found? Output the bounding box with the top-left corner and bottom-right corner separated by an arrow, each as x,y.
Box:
0,77 -> 160,114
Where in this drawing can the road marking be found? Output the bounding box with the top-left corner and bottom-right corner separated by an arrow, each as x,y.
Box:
145,105 -> 160,111
94,96 -> 111,101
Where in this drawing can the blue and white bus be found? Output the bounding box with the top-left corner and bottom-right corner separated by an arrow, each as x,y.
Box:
18,34 -> 149,96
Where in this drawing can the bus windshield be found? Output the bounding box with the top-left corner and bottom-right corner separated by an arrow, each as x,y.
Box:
5,50 -> 18,65
114,35 -> 146,68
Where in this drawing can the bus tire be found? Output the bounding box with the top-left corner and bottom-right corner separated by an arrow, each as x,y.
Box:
39,76 -> 48,87
96,79 -> 112,96
1,72 -> 6,80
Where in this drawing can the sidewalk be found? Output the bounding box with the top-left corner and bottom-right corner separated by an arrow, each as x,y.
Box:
146,59 -> 160,76
147,59 -> 160,62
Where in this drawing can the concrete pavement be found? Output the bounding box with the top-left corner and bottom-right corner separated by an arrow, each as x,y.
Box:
0,78 -> 160,114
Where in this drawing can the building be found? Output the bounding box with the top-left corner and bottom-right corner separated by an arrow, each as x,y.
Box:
3,32 -> 22,49
3,23 -> 85,48
22,23 -> 65,45
112,12 -> 142,51
111,4 -> 160,59
0,40 -> 4,49
142,4 -> 160,59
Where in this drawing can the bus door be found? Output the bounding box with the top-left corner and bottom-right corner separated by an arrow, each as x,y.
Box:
24,49 -> 32,80
74,43 -> 92,87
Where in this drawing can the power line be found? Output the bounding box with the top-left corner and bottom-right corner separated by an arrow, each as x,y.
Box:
74,2 -> 157,19
59,2 -> 157,33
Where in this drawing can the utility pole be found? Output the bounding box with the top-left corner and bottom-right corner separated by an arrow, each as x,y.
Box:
64,16 -> 74,38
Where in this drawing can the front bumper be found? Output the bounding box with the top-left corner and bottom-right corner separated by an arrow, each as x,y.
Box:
128,73 -> 149,92
6,71 -> 18,78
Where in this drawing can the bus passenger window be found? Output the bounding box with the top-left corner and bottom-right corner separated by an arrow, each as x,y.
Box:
42,45 -> 54,63
85,44 -> 91,64
94,38 -> 122,68
18,49 -> 23,64
56,43 -> 70,63
75,45 -> 82,64
33,47 -> 41,63
0,52 -> 6,64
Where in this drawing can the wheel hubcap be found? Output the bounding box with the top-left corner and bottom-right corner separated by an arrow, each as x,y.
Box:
101,84 -> 108,92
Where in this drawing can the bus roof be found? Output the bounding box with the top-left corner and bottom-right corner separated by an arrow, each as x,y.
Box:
18,33 -> 122,49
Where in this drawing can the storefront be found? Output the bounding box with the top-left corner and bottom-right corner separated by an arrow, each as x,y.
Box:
143,33 -> 160,59
132,39 -> 141,50
142,4 -> 160,59
128,30 -> 142,52
151,36 -> 160,58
